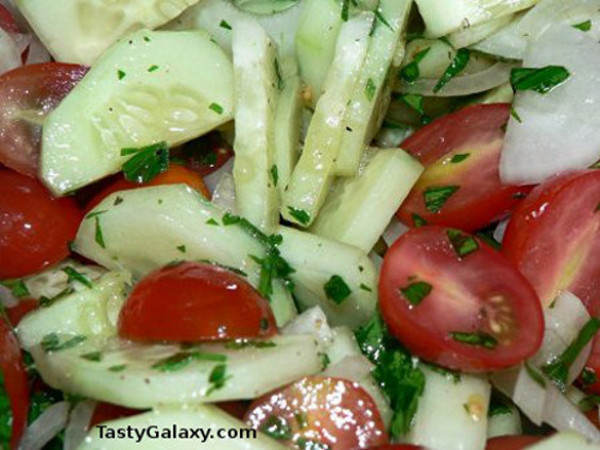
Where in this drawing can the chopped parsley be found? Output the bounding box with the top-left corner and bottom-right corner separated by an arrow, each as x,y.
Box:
85,210 -> 107,220
147,65 -> 159,72
510,107 -> 522,123
108,364 -> 127,372
341,0 -> 350,21
176,245 -> 186,253
423,185 -> 459,213
41,333 -> 87,353
425,362 -> 461,383
113,196 -> 124,206
1,280 -> 29,298
488,394 -> 513,417
287,207 -> 310,225
324,275 -> 352,305
447,229 -> 479,258
94,217 -> 106,249
117,70 -> 126,80
39,287 -> 74,308
260,415 -> 292,440
412,213 -> 427,227
450,153 -> 470,164
579,394 -> 600,410
274,58 -> 284,90
219,19 -> 232,30
450,331 -> 497,349
320,352 -> 330,370
209,103 -> 224,114
206,363 -> 229,395
400,93 -> 425,115
270,164 -> 279,187
62,266 -> 93,288
400,47 -> 431,83
224,340 -> 276,350
400,281 -> 432,306
510,66 -> 570,94
206,218 -> 219,226
542,317 -> 600,392
365,78 -> 377,101
374,9 -> 393,31
152,351 -> 226,372
433,48 -> 470,93
573,20 -> 592,32
581,367 -> 598,387
359,283 -> 372,292
121,141 -> 169,184
525,362 -> 546,388
80,351 -> 102,362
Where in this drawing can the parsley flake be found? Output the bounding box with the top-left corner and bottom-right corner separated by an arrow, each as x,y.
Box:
400,47 -> 431,83
510,66 -> 570,94
324,275 -> 352,305
450,153 -> 469,163
62,266 -> 93,288
1,280 -> 29,298
260,415 -> 292,440
152,351 -> 226,372
80,351 -> 102,362
434,48 -> 470,93
206,218 -> 219,226
117,70 -> 126,80
412,213 -> 428,227
147,65 -> 159,72
121,141 -> 169,184
287,207 -> 310,225
206,363 -> 229,395
209,103 -> 224,114
447,229 -> 479,257
41,333 -> 87,353
573,20 -> 592,32
400,281 -> 432,306
176,245 -> 186,253
270,164 -> 279,187
94,217 -> 106,249
365,78 -> 377,101
108,364 -> 127,372
450,331 -> 497,349
423,185 -> 459,213
219,19 -> 232,30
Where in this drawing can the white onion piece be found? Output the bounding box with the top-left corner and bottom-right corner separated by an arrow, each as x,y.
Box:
493,219 -> 509,244
64,400 -> 96,450
382,217 -> 409,247
544,384 -> 600,443
19,401 -> 69,450
500,25 -> 600,185
473,0 -> 600,60
10,32 -> 30,54
448,13 -> 515,48
210,172 -> 237,213
395,62 -> 517,97
545,292 -> 590,344
323,355 -> 373,380
492,365 -> 547,425
203,157 -> 233,193
0,285 -> 18,308
282,306 -> 333,346
0,27 -> 21,75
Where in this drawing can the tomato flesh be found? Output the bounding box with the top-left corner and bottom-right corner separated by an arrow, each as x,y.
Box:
89,402 -> 141,427
485,435 -> 544,450
0,5 -> 19,34
398,104 -> 529,232
0,63 -> 87,177
379,226 -> 544,372
118,262 -> 276,342
0,170 -> 82,279
245,375 -> 388,449
5,299 -> 38,327
174,132 -> 234,177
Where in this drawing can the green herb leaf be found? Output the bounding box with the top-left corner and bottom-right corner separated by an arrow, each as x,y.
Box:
94,217 -> 106,249
113,196 -> 124,206
41,333 -> 87,353
152,351 -> 226,372
423,185 -> 459,213
400,93 -> 425,115
85,210 -> 107,220
365,78 -> 377,101
108,364 -> 127,372
582,367 -> 598,387
510,66 -> 570,94
450,153 -> 469,164
39,287 -> 75,308
209,103 -> 224,114
324,275 -> 352,305
510,107 -> 522,123
447,229 -> 479,258
525,362 -> 546,388
359,283 -> 372,292
122,141 -> 169,184
287,206 -> 310,225
341,0 -> 350,21
80,351 -> 102,362
117,69 -> 126,80
274,58 -> 284,90
219,19 -> 232,30
206,218 -> 219,226
176,245 -> 186,253
206,363 -> 229,395
270,164 -> 279,187
1,280 -> 30,298
412,213 -> 427,227
260,415 -> 292,440
224,339 -> 276,350
425,362 -> 461,383
433,48 -> 470,93
374,9 -> 393,31
542,317 -> 600,392
147,65 -> 159,72
573,20 -> 592,32
62,266 -> 93,288
399,47 -> 431,83
488,394 -> 512,417
450,331 -> 497,349
400,281 -> 432,306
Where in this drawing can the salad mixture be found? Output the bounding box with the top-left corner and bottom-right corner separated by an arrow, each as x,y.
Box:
2,0 -> 600,449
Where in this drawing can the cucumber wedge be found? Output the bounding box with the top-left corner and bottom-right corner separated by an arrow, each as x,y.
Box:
277,226 -> 377,328
15,0 -> 201,65
80,404 -> 285,449
282,12 -> 374,227
335,0 -> 412,175
29,334 -> 321,407
72,185 -> 296,326
41,30 -> 234,195
231,20 -> 279,232
311,148 -> 423,253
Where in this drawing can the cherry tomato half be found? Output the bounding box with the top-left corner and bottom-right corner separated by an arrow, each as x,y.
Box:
485,435 -> 544,450
245,376 -> 388,449
118,262 -> 276,342
89,402 -> 140,427
5,299 -> 38,327
86,164 -> 210,212
0,5 -> 19,34
0,170 -> 82,279
379,226 -> 544,372
0,63 -> 87,177
398,104 -> 529,232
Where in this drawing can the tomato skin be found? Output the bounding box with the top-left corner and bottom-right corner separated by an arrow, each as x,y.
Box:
397,104 -> 529,232
0,316 -> 29,449
485,435 -> 544,450
245,376 -> 388,449
89,402 -> 140,427
0,5 -> 19,34
216,401 -> 250,420
369,446 -> 423,449
0,63 -> 88,177
0,170 -> 82,279
86,164 -> 210,212
5,299 -> 38,326
379,226 -> 544,372
118,262 -> 276,343
175,132 -> 234,177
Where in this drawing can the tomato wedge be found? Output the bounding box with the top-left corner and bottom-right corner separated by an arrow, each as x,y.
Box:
0,5 -> 19,34
173,132 -> 234,177
5,299 -> 38,327
245,376 -> 388,449
397,104 -> 529,232
89,402 -> 140,427
0,63 -> 87,177
485,435 -> 544,450
0,169 -> 82,279
118,262 -> 276,342
85,164 -> 210,212
379,226 -> 544,371
0,316 -> 29,449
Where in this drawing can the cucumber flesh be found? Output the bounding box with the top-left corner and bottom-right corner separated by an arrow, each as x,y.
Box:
14,0 -> 201,65
72,185 -> 296,326
310,148 -> 423,253
30,334 -> 322,408
41,30 -> 234,195
79,404 -> 286,449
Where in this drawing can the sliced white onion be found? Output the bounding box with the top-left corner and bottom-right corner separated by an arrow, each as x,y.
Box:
19,401 -> 69,450
500,24 -> 600,185
0,27 -> 21,76
395,62 -> 517,97
0,285 -> 18,308
382,217 -> 409,247
492,365 -> 547,425
210,173 -> 237,213
64,400 -> 96,450
448,13 -> 516,49
203,157 -> 234,193
493,219 -> 509,244
323,354 -> 373,380
282,306 -> 333,346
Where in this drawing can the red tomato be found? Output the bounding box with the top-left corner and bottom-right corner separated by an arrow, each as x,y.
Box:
86,164 -> 210,212
486,435 -> 544,450
5,299 -> 38,326
397,104 -> 530,232
245,376 -> 388,449
0,63 -> 88,177
0,316 -> 29,449
584,346 -> 600,394
503,170 -> 600,310
176,132 -> 234,177
369,446 -> 424,449
0,170 -> 82,279
585,408 -> 600,429
379,226 -> 544,372
118,262 -> 276,342
0,5 -> 19,33
89,402 -> 140,427
217,401 -> 250,421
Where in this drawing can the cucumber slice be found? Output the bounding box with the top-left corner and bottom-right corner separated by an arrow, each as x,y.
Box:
407,366 -> 491,450
80,404 -> 285,449
41,30 -> 234,195
233,0 -> 297,15
29,334 -> 322,408
282,12 -> 374,227
14,0 -> 201,65
402,38 -> 456,81
334,0 -> 412,175
277,226 -> 377,328
311,148 -> 423,253
17,271 -> 129,350
231,19 -> 279,232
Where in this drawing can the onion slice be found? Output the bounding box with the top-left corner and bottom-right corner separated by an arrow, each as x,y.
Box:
64,400 -> 96,450
19,401 -> 69,450
0,27 -> 21,76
